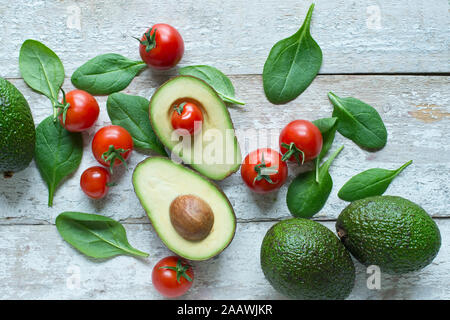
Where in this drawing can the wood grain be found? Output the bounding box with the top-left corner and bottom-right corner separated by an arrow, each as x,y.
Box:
1,0 -> 449,78
1,75 -> 448,224
0,219 -> 448,299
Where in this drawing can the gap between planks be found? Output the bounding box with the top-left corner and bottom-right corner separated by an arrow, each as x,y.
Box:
1,216 -> 449,227
2,73 -> 450,81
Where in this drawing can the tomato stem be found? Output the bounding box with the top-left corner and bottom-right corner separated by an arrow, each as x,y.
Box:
253,153 -> 278,185
173,102 -> 187,115
159,259 -> 193,283
101,144 -> 129,174
53,88 -> 71,124
281,142 -> 305,165
134,26 -> 158,52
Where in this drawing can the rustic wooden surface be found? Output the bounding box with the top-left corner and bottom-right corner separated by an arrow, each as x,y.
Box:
0,0 -> 449,300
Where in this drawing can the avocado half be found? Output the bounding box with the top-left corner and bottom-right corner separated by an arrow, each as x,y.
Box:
132,157 -> 236,260
149,76 -> 241,180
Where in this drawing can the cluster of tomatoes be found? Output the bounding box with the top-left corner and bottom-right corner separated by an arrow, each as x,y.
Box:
241,119 -> 323,193
57,89 -> 134,199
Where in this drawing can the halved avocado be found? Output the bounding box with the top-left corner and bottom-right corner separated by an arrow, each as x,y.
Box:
132,157 -> 236,260
149,76 -> 241,180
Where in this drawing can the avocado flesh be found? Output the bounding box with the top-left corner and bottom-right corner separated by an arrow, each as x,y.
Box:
0,77 -> 35,175
336,195 -> 441,274
149,76 -> 241,180
261,218 -> 355,300
132,157 -> 236,260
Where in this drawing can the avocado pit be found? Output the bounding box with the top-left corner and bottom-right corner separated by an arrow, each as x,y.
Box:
169,194 -> 214,241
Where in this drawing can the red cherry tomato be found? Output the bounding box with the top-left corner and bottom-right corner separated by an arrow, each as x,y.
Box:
138,23 -> 184,70
152,256 -> 194,298
80,166 -> 111,199
279,120 -> 323,164
92,125 -> 133,172
58,89 -> 99,132
171,101 -> 203,135
241,148 -> 288,194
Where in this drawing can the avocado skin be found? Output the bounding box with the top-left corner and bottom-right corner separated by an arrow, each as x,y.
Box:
336,195 -> 441,274
261,218 -> 355,300
0,77 -> 35,174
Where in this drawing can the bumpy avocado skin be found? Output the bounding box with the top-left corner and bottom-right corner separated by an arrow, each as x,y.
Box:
261,218 -> 355,300
0,77 -> 35,175
336,195 -> 441,275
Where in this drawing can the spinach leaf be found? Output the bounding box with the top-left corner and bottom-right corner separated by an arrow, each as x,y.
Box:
262,4 -> 322,104
19,39 -> 64,101
56,211 -> 149,259
286,145 -> 343,218
338,160 -> 412,201
71,53 -> 146,95
106,93 -> 167,156
35,116 -> 83,206
179,65 -> 245,105
312,117 -> 338,182
328,92 -> 387,150
312,117 -> 338,160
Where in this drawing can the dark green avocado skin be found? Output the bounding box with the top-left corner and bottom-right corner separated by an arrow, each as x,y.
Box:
336,195 -> 441,275
261,218 -> 355,300
0,77 -> 35,175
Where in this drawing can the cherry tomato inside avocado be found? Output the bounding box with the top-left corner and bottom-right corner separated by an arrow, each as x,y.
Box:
171,101 -> 203,135
279,119 -> 323,164
241,148 -> 288,194
138,23 -> 184,70
152,256 -> 194,298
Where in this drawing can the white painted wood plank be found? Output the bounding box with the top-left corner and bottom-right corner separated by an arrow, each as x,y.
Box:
0,219 -> 448,300
1,0 -> 449,78
1,75 -> 448,224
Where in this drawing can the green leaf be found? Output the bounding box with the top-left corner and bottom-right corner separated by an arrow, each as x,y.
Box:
35,116 -> 83,206
71,53 -> 146,95
179,65 -> 245,105
56,211 -> 149,259
338,160 -> 412,201
263,3 -> 322,104
106,93 -> 167,156
19,39 -> 64,101
286,145 -> 343,218
312,117 -> 338,161
328,92 -> 387,150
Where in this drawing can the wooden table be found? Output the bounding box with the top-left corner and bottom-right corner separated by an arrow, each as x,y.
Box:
0,0 -> 449,299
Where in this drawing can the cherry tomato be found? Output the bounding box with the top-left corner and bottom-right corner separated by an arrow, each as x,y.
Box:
58,89 -> 99,132
152,256 -> 194,298
279,120 -> 323,164
137,23 -> 184,70
171,101 -> 203,135
92,125 -> 133,173
80,166 -> 111,199
241,148 -> 288,194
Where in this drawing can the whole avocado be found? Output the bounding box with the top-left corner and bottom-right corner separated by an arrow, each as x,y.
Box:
261,218 -> 355,300
336,195 -> 441,274
0,77 -> 35,176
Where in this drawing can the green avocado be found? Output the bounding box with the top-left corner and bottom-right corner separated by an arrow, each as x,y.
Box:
149,76 -> 241,180
132,157 -> 236,261
336,195 -> 441,274
260,218 -> 355,300
0,77 -> 35,176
